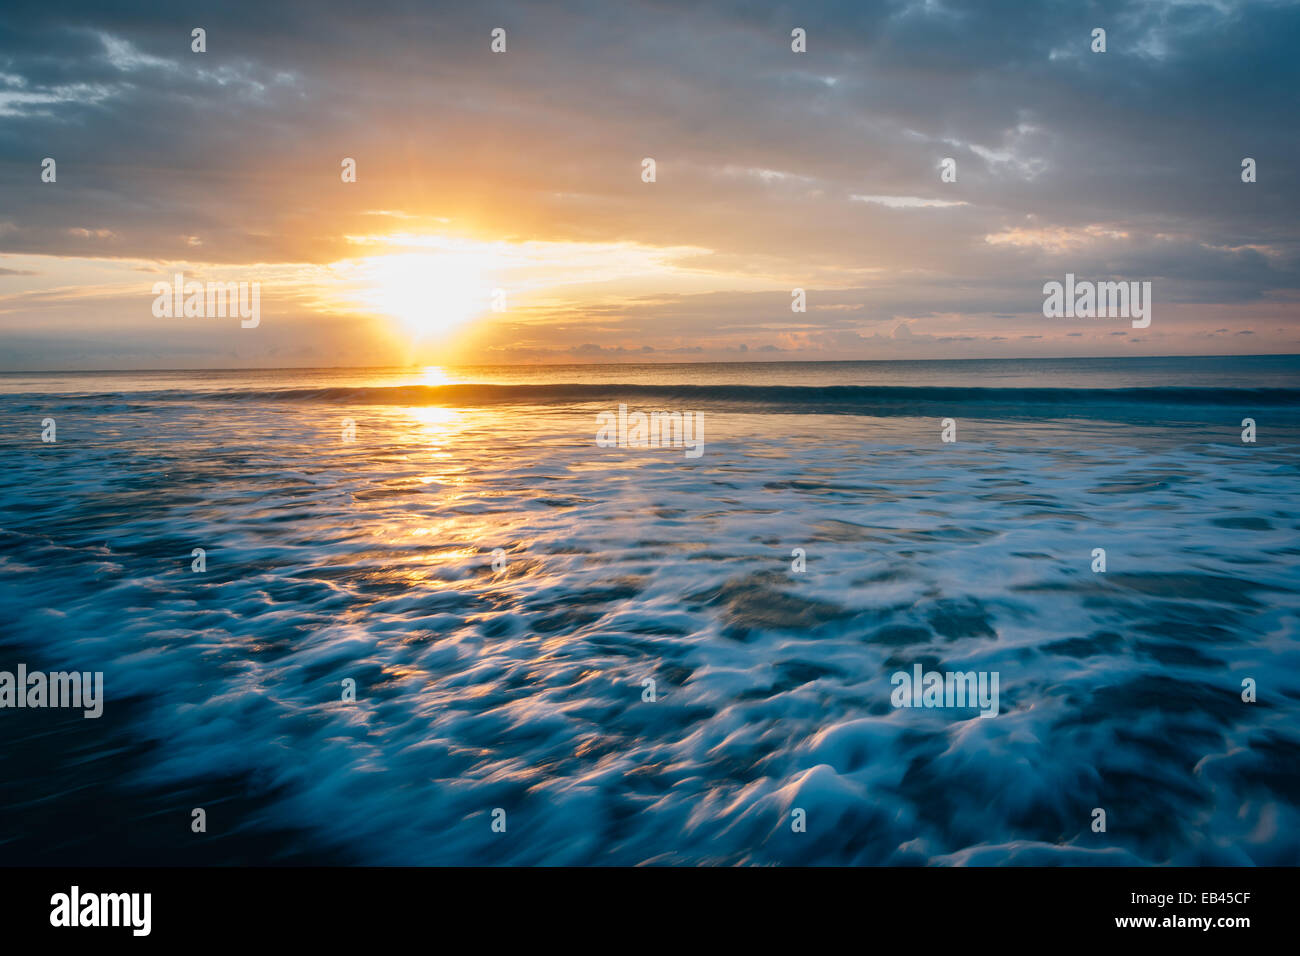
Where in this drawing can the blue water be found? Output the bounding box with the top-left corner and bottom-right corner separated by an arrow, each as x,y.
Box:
1,356 -> 1298,865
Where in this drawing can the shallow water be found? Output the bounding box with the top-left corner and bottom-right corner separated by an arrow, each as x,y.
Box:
1,358 -> 1298,865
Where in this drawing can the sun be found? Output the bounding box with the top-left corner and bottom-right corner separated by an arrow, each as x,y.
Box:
362,252 -> 489,338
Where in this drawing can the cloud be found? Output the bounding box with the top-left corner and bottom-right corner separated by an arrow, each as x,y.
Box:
0,0 -> 1296,366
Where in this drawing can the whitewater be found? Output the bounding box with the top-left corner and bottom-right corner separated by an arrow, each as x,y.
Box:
1,357 -> 1297,865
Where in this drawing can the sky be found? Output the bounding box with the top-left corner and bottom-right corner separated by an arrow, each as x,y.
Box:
0,0 -> 1297,369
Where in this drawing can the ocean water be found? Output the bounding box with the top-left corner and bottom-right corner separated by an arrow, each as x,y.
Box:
1,355 -> 1298,865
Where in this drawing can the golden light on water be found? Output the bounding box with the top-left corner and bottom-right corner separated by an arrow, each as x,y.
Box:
405,405 -> 463,455
407,404 -> 459,430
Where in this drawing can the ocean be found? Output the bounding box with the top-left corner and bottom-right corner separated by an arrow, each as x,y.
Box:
1,355 -> 1298,865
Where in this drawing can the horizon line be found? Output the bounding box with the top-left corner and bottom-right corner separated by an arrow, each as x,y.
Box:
1,351 -> 1298,376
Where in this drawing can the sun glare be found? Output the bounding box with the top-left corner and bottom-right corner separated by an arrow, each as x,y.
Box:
363,252 -> 489,338
421,366 -> 454,386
